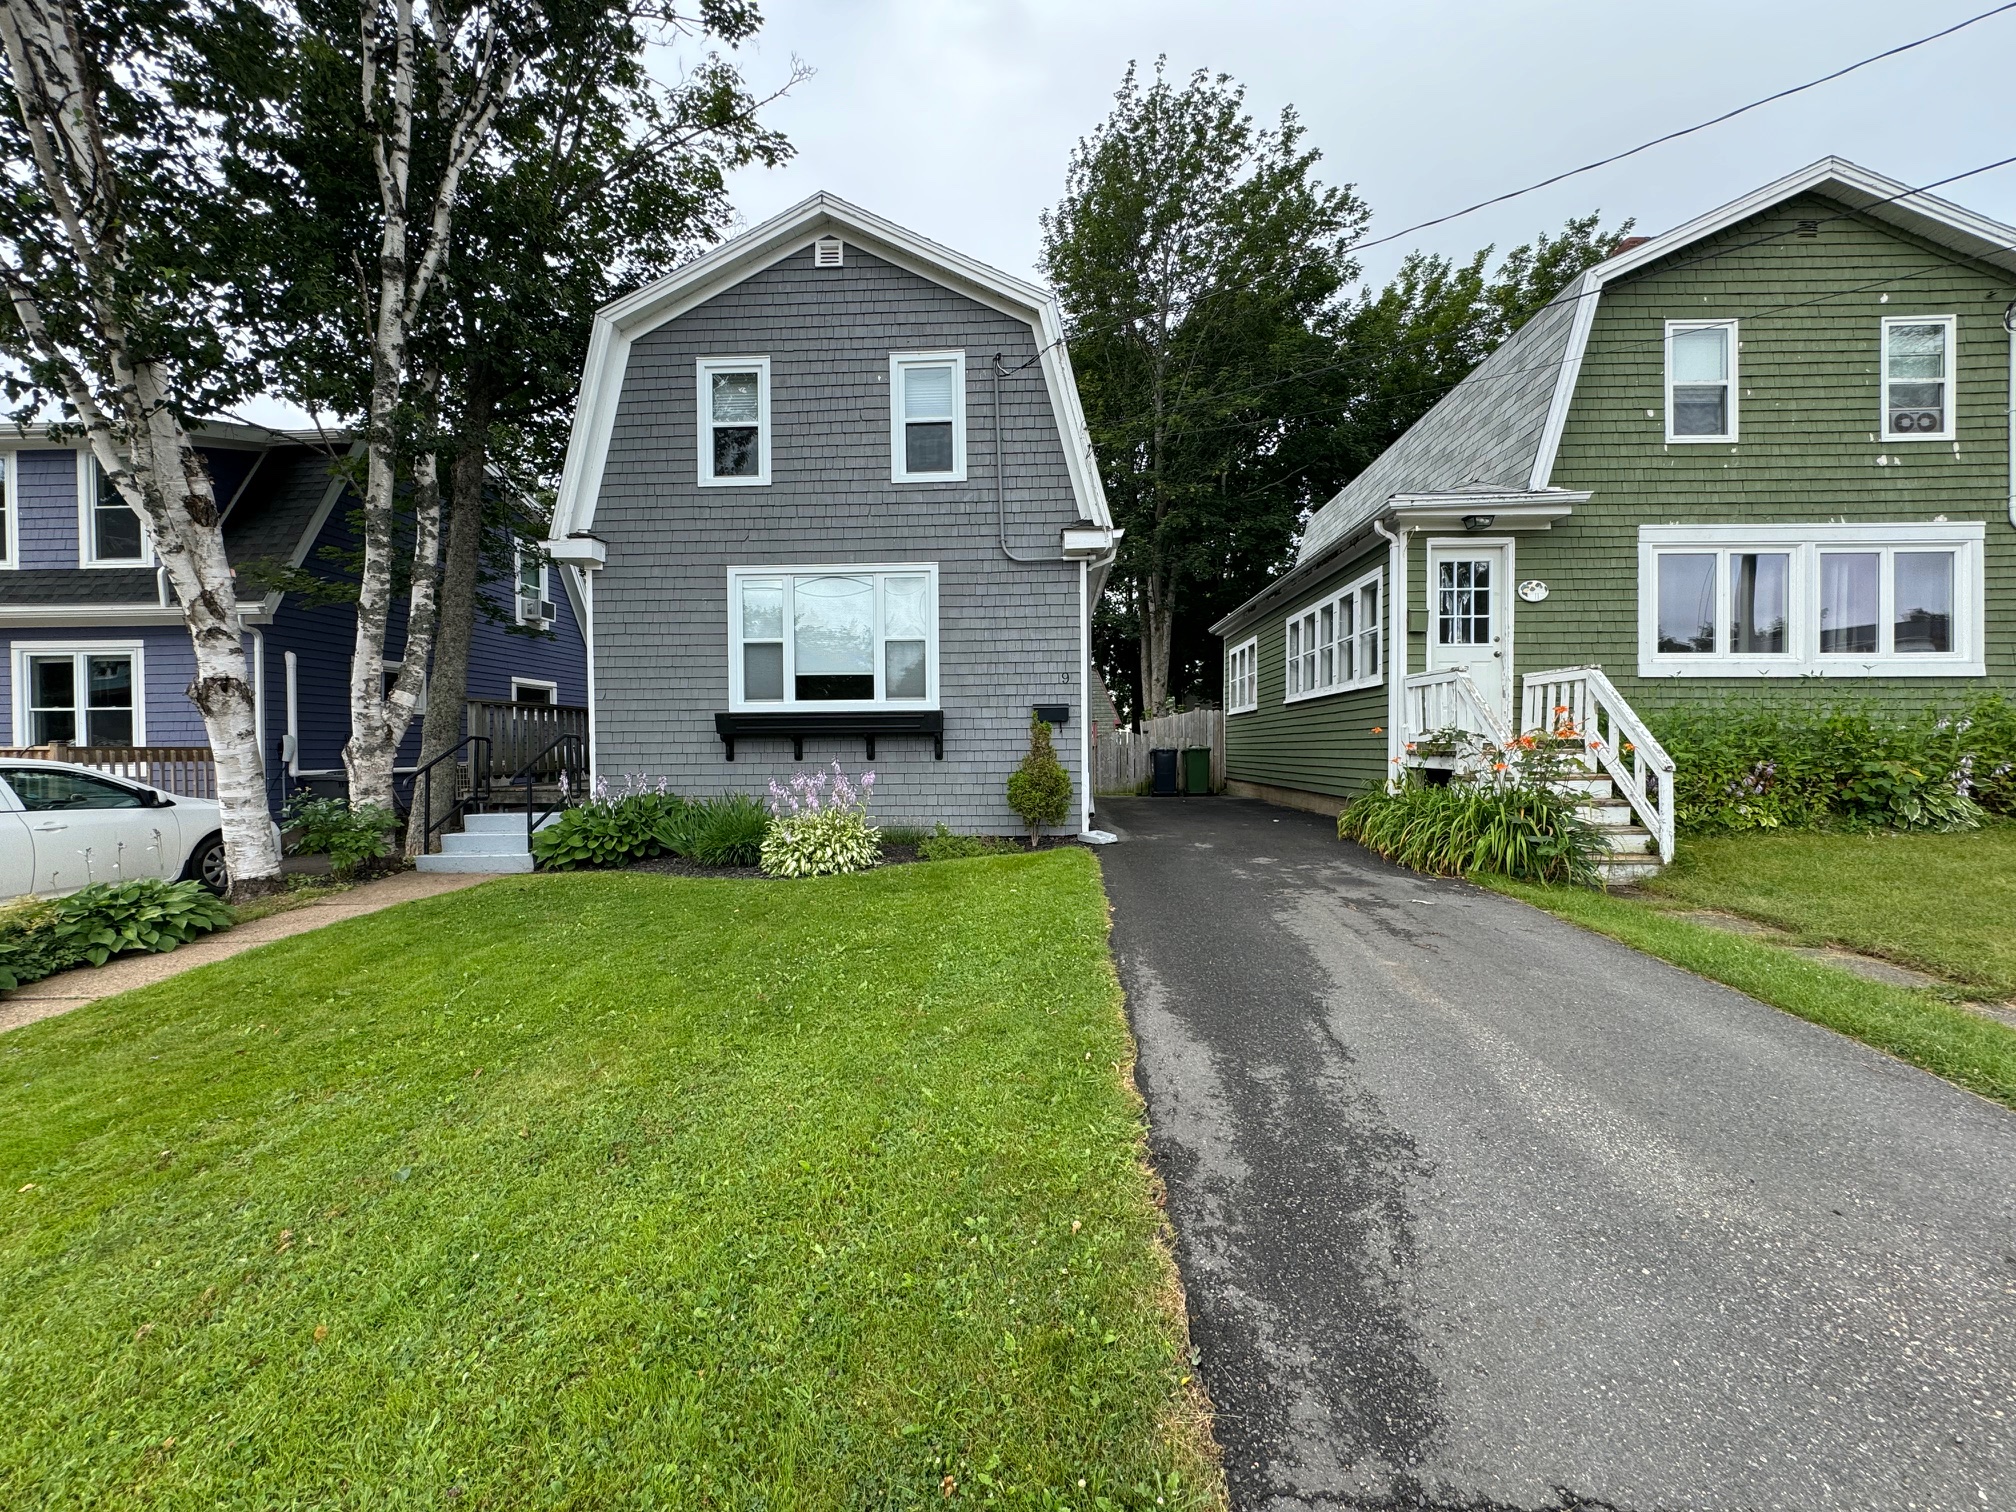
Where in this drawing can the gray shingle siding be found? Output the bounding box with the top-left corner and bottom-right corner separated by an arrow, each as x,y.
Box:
592,244 -> 1086,832
1297,288 -> 1581,559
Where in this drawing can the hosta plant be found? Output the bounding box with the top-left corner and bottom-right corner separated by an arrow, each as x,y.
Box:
45,879 -> 235,969
531,775 -> 687,869
284,795 -> 399,879
761,763 -> 880,878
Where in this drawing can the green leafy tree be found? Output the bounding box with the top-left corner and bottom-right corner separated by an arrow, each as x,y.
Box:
1042,60 -> 1367,718
1006,717 -> 1072,847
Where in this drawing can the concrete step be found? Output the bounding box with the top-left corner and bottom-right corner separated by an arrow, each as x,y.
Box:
462,809 -> 563,832
416,851 -> 534,874
441,830 -> 531,857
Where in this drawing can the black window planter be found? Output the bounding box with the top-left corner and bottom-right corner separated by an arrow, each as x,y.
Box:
714,709 -> 945,762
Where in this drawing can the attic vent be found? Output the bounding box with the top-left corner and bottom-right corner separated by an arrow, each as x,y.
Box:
813,237 -> 844,268
1796,219 -> 1820,238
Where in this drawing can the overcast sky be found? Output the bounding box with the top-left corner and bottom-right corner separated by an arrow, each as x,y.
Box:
712,0 -> 2016,288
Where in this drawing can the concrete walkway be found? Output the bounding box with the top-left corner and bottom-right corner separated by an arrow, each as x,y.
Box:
1098,797 -> 2016,1512
0,869 -> 504,1034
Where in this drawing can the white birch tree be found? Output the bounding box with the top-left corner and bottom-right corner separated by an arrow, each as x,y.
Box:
0,0 -> 284,893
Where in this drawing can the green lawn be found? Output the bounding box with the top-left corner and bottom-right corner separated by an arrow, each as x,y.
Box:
0,853 -> 1218,1510
1486,831 -> 2016,1110
1633,823 -> 2016,998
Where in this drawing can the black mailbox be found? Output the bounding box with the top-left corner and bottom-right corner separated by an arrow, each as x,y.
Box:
1031,703 -> 1070,726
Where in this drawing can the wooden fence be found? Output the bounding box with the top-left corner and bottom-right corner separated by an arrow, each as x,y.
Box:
1091,708 -> 1224,796
0,744 -> 218,798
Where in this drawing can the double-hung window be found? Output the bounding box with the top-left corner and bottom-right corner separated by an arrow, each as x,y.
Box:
1639,523 -> 1982,677
1283,569 -> 1382,702
83,454 -> 148,565
890,353 -> 965,482
514,544 -> 552,626
1225,637 -> 1258,714
729,566 -> 937,709
1881,315 -> 1955,440
15,644 -> 141,746
1665,320 -> 1736,442
697,358 -> 770,485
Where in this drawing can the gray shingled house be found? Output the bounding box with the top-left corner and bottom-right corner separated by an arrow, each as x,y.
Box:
545,195 -> 1120,835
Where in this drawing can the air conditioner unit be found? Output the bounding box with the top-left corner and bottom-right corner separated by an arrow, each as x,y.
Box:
1891,408 -> 1942,433
520,597 -> 555,623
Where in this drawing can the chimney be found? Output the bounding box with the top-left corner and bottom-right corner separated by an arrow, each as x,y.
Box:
1612,235 -> 1651,255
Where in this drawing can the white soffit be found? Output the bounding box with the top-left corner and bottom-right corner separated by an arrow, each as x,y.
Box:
550,193 -> 1112,537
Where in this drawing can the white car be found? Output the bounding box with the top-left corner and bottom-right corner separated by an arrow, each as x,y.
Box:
0,758 -> 228,900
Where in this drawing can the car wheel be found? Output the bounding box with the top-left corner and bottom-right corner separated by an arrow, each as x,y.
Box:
185,833 -> 229,895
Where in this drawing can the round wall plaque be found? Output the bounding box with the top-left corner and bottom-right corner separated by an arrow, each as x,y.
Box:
1516,579 -> 1550,603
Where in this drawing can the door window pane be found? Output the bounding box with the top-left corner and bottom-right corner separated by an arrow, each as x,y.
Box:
1729,552 -> 1788,654
1437,559 -> 1491,646
28,656 -> 76,744
1656,554 -> 1717,653
793,574 -> 874,700
1819,552 -> 1880,655
1893,551 -> 1954,653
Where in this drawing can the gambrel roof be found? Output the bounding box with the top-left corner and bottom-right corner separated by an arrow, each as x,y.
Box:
549,193 -> 1113,540
1293,156 -> 2016,566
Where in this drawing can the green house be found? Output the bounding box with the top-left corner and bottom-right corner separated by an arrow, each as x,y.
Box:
1213,158 -> 2016,875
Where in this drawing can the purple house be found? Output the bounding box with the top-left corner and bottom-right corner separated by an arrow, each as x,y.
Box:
0,422 -> 587,813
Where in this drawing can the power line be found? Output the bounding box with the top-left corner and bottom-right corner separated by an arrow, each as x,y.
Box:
1350,2 -> 2016,254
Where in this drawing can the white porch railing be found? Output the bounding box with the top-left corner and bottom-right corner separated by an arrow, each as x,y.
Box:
1402,668 -> 1512,760
1521,665 -> 1676,861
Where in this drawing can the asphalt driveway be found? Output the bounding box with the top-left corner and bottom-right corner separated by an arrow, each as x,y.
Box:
1097,797 -> 2016,1512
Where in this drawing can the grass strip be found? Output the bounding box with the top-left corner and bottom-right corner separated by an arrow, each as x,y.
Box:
1481,875 -> 2016,1111
0,852 -> 1219,1510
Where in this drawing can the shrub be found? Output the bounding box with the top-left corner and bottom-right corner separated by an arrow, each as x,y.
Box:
761,764 -> 879,878
284,795 -> 399,879
0,879 -> 236,986
1339,771 -> 1603,887
878,825 -> 930,848
682,793 -> 771,867
915,823 -> 1019,862
1006,717 -> 1072,848
532,776 -> 687,869
1650,694 -> 2016,834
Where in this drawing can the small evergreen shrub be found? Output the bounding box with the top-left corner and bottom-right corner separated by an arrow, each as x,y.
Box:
1006,717 -> 1072,848
0,879 -> 236,988
915,823 -> 1019,861
1339,773 -> 1603,887
1651,694 -> 2016,834
761,764 -> 880,878
284,795 -> 399,879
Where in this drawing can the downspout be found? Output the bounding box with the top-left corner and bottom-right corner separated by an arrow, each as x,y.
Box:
1373,516 -> 1408,787
2004,300 -> 2016,527
282,649 -> 300,776
1078,556 -> 1092,833
249,628 -> 266,778
581,566 -> 598,785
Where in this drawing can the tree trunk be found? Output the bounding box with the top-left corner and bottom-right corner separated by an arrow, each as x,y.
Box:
1139,567 -> 1174,714
404,392 -> 490,856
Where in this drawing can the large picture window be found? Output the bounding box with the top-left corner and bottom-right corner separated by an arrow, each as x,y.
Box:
13,645 -> 142,746
729,566 -> 938,710
1638,524 -> 1982,677
1284,569 -> 1381,702
1225,637 -> 1257,715
697,357 -> 770,486
83,455 -> 148,565
890,353 -> 966,482
1881,315 -> 1955,441
1665,319 -> 1737,442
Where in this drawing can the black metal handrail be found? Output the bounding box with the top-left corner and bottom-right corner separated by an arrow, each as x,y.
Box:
509,731 -> 589,870
410,734 -> 492,856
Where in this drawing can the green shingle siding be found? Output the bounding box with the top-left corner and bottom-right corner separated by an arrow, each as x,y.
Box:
1223,541 -> 1390,799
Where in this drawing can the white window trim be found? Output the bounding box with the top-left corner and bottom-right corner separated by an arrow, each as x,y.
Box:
509,677 -> 559,704
78,452 -> 154,568
10,640 -> 147,746
1283,567 -> 1385,705
1880,314 -> 1957,443
696,356 -> 772,487
1664,318 -> 1738,445
1637,522 -> 1984,678
513,543 -> 552,626
726,563 -> 941,713
0,452 -> 18,570
381,659 -> 429,715
889,352 -> 967,484
1225,636 -> 1258,715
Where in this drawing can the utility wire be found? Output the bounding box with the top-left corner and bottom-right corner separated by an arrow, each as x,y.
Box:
1349,2 -> 2016,253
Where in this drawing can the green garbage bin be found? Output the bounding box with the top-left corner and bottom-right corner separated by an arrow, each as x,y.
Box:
1181,747 -> 1212,796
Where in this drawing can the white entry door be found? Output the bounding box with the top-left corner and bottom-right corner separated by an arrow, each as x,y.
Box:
1427,542 -> 1510,719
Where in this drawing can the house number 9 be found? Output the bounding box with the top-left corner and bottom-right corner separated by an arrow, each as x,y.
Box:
1516,579 -> 1549,602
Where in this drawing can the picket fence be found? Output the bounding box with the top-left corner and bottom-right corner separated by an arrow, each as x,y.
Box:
1091,708 -> 1224,796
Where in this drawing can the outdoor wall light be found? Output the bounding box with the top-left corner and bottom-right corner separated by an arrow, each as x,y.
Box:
1460,514 -> 1495,531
